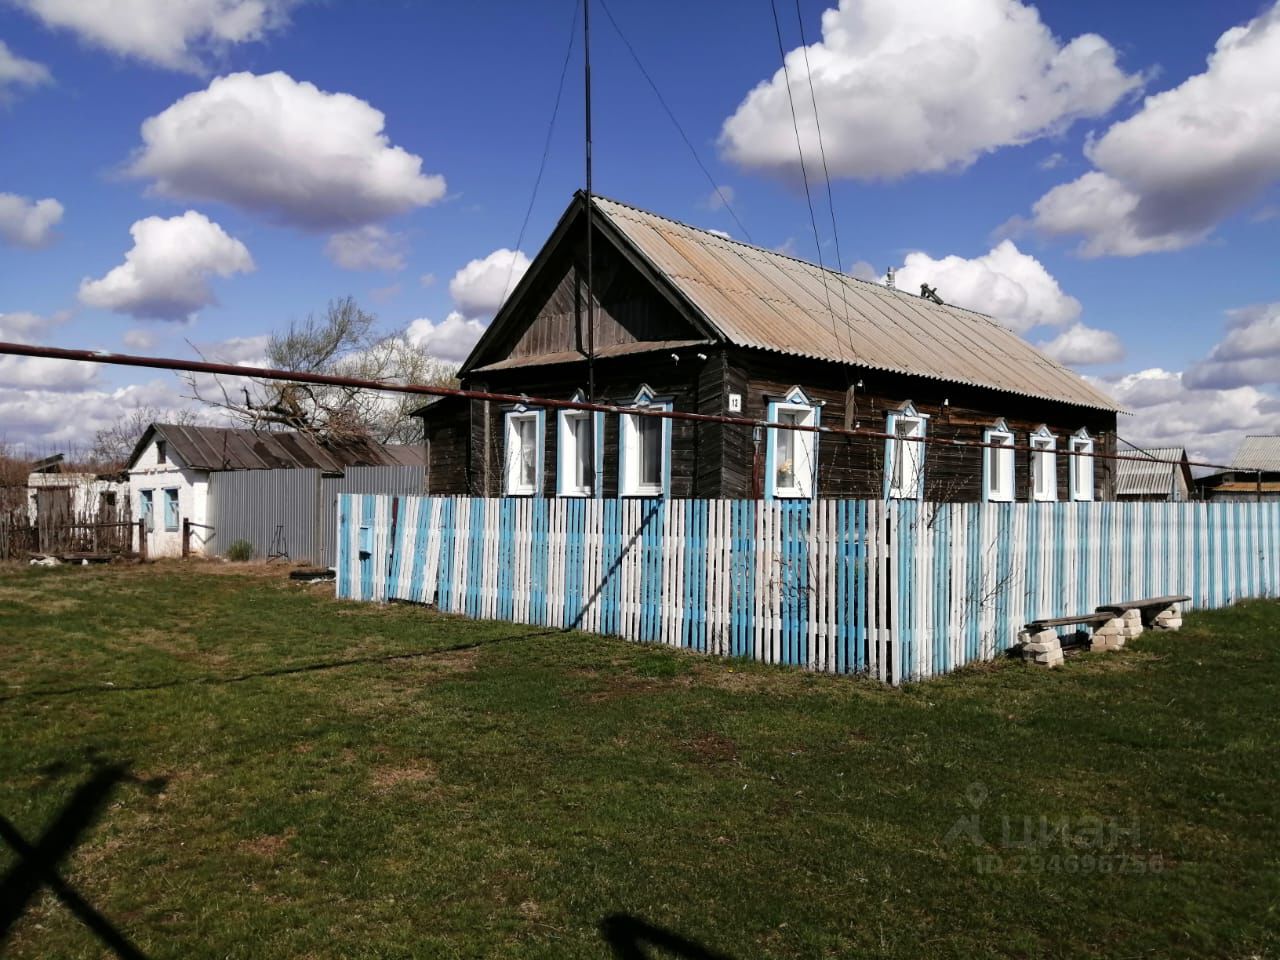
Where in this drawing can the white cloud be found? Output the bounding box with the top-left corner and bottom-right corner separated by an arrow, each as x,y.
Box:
202,333 -> 269,366
705,228 -> 732,240
406,312 -> 486,364
0,310 -> 60,343
1096,367 -> 1279,465
1038,152 -> 1066,171
122,328 -> 156,350
1185,302 -> 1280,389
848,259 -> 879,282
701,185 -> 736,211
78,210 -> 254,320
0,38 -> 50,99
0,378 -> 204,450
324,225 -> 406,272
128,71 -> 446,230
10,0 -> 295,73
1036,322 -> 1125,366
0,193 -> 63,248
448,248 -> 530,316
894,239 -> 1080,333
419,272 -> 436,288
0,354 -> 98,390
1031,4 -> 1280,256
719,0 -> 1142,180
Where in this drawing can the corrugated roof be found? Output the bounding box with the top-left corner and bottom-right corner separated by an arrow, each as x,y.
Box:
1115,446 -> 1186,497
1231,436 -> 1280,472
592,196 -> 1121,412
127,424 -> 421,473
472,339 -> 713,373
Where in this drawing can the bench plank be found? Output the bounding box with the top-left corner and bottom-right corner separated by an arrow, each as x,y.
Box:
1096,595 -> 1189,613
1025,613 -> 1113,631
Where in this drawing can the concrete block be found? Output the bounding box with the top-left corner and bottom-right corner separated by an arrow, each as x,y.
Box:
1022,640 -> 1060,655
1122,608 -> 1142,622
1032,650 -> 1064,667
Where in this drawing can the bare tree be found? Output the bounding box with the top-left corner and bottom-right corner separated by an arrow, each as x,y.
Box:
185,297 -> 457,445
0,442 -> 31,513
91,406 -> 200,470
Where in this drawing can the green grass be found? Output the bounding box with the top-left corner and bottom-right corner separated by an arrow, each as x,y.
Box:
1,563 -> 1277,959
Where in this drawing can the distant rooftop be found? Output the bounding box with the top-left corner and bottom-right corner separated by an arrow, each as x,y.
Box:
1231,436 -> 1280,473
127,424 -> 424,473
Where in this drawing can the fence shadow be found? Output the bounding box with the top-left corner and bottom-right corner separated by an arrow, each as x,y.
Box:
568,500 -> 664,632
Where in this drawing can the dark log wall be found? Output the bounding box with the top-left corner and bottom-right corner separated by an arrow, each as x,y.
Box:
471,349 -> 722,499
731,350 -> 1117,502
419,396 -> 470,495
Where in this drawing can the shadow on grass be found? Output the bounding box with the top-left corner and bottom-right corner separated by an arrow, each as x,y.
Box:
0,629 -> 563,704
600,914 -> 737,960
0,764 -> 162,959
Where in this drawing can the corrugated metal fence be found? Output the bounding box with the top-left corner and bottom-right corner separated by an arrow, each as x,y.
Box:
337,496 -> 1280,683
209,466 -> 423,566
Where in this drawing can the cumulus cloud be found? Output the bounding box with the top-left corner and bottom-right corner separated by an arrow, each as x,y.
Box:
848,259 -> 879,282
9,0 -> 295,72
720,0 -> 1142,181
1036,322 -> 1125,366
0,310 -> 61,343
0,354 -> 98,390
0,193 -> 63,248
1095,367 -> 1279,464
1185,302 -> 1280,389
0,378 -> 204,449
127,71 -> 446,230
122,328 -> 156,350
894,239 -> 1081,333
325,225 -> 406,272
448,248 -> 530,316
406,312 -> 486,364
0,38 -> 50,100
79,210 -> 254,320
1031,4 -> 1280,256
701,185 -> 736,211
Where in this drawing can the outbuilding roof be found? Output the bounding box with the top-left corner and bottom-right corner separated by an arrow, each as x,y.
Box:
588,196 -> 1121,412
1231,436 -> 1280,472
1115,446 -> 1190,497
126,423 -> 423,473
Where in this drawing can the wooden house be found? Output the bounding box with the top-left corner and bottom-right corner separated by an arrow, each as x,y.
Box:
415,193 -> 1121,502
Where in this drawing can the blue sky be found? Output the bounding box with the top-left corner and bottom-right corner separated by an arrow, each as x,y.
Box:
1,0 -> 1278,461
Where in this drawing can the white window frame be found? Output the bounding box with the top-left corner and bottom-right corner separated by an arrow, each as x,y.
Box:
765,387 -> 820,500
503,406 -> 543,496
983,419 -> 1015,503
885,401 -> 927,500
557,393 -> 602,498
1030,425 -> 1058,502
1069,428 -> 1094,502
619,385 -> 672,498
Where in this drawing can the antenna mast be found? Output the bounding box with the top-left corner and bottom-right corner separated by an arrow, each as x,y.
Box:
583,0 -> 595,402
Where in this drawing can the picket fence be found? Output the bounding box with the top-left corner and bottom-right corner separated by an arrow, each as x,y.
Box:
336,495 -> 1280,683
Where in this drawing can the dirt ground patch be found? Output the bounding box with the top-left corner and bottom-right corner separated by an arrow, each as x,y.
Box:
369,759 -> 439,792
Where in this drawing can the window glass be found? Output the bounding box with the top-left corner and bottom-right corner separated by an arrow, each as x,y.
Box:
518,417 -> 537,489
776,410 -> 798,491
638,415 -> 662,488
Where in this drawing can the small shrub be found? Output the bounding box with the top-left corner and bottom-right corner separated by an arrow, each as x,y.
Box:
226,539 -> 254,562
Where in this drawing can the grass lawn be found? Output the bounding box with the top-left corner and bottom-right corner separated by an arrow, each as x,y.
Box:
1,563 -> 1277,959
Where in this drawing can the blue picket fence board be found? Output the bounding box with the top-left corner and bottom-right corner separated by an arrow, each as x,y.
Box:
337,495 -> 1280,684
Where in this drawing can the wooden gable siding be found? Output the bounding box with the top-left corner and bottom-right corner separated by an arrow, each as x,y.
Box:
476,236 -> 699,366
418,396 -> 471,495
730,349 -> 1117,502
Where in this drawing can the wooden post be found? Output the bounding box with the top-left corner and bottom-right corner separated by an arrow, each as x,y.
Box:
182,517 -> 191,558
137,518 -> 147,562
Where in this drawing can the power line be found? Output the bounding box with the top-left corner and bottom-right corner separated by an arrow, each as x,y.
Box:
596,0 -> 753,244
0,339 -> 1240,474
501,0 -> 581,305
767,0 -> 842,362
792,0 -> 854,351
